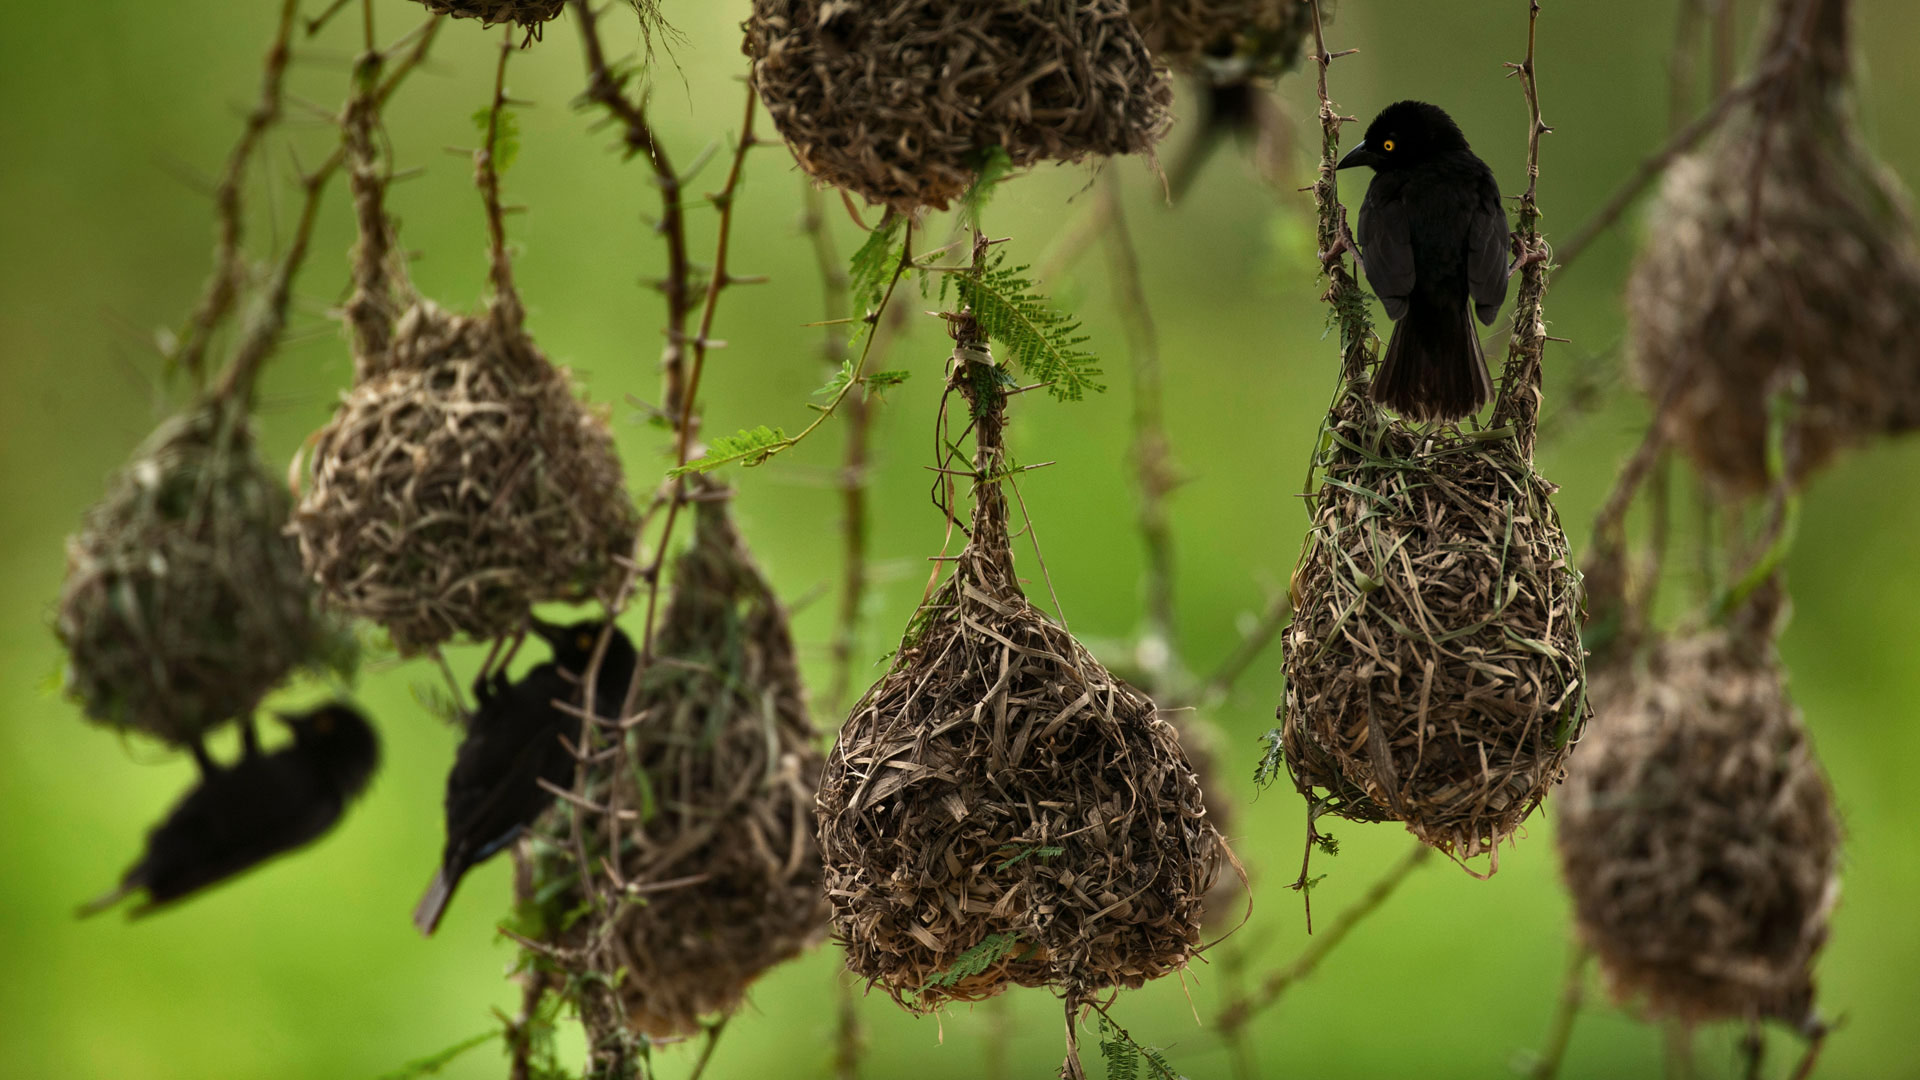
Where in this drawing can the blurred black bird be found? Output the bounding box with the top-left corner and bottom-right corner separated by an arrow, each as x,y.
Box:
79,703 -> 380,918
412,617 -> 637,936
1338,100 -> 1511,422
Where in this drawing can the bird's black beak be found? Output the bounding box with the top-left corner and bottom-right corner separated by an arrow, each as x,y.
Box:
1336,141 -> 1385,171
528,617 -> 567,647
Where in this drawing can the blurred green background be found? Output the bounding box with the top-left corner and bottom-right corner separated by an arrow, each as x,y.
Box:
5,1 -> 1919,1077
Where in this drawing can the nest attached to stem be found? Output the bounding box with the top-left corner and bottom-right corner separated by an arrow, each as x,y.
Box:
1280,385 -> 1587,865
1129,0 -> 1315,81
1627,0 -> 1920,493
745,0 -> 1173,213
525,493 -> 826,1040
817,329 -> 1222,1012
1555,625 -> 1839,1027
57,401 -> 334,746
406,0 -> 565,32
293,301 -> 636,654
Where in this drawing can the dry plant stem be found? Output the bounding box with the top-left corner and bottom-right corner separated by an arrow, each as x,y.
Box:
1189,590 -> 1290,708
570,0 -> 694,422
1305,0 -> 1370,381
1216,843 -> 1433,1033
833,970 -> 864,1080
1491,0 -> 1553,449
1664,1021 -> 1696,1080
1670,0 -> 1708,133
173,0 -> 302,386
478,28 -> 520,312
1527,946 -> 1592,1080
685,1014 -> 732,1080
1713,0 -> 1738,95
1098,170 -> 1180,689
212,152 -> 340,406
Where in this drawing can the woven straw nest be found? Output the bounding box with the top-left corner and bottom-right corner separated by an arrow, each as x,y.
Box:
525,492 -> 826,1039
1280,385 -> 1587,865
293,301 -> 636,654
1130,0 -> 1315,80
1627,0 -> 1920,494
1556,621 -> 1839,1027
817,333 -> 1222,1011
745,0 -> 1173,213
405,0 -> 564,32
57,401 -> 336,747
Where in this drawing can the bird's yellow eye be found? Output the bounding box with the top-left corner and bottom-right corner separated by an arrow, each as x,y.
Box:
1383,139 -> 1396,152
577,632 -> 595,652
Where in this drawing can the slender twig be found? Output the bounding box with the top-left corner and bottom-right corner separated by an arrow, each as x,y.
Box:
1098,170 -> 1183,693
1303,0 -> 1371,383
478,27 -> 520,319
1670,0 -> 1709,133
684,1013 -> 732,1080
1186,590 -> 1291,708
171,0 -> 302,387
1491,0 -> 1554,450
1526,946 -> 1591,1080
1215,842 -> 1433,1034
212,149 -> 341,406
832,969 -> 865,1080
1712,0 -> 1738,96
1663,1020 -> 1695,1080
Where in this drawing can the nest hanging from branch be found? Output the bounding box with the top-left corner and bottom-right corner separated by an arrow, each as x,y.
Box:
1627,0 -> 1920,493
1555,621 -> 1840,1027
57,400 -> 337,747
816,324 -> 1223,1012
523,492 -> 826,1040
745,0 -> 1172,213
1130,0 -> 1315,81
293,300 -> 637,654
1279,386 -> 1587,864
406,0 -> 565,32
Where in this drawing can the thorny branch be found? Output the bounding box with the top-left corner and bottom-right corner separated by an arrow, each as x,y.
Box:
171,0 -> 302,387
1304,0 -> 1372,385
1215,843 -> 1434,1034
479,27 -> 522,321
1490,0 -> 1554,451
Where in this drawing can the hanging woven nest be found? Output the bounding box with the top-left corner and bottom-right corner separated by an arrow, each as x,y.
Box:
406,0 -> 565,32
522,491 -> 826,1040
57,399 -> 337,747
293,300 -> 637,654
1627,0 -> 1920,494
745,0 -> 1173,213
1279,384 -> 1587,864
816,323 -> 1223,1012
1555,617 -> 1840,1027
1130,0 -> 1315,81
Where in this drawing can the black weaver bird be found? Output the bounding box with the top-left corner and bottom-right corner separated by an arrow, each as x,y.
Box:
79,703 -> 380,918
1338,100 -> 1510,423
412,617 -> 637,936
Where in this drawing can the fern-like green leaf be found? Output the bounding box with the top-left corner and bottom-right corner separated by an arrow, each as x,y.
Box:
956,252 -> 1103,401
470,106 -> 521,174
814,358 -> 855,399
960,145 -> 1013,228
668,425 -> 788,476
864,369 -> 911,395
1253,727 -> 1286,789
923,931 -> 1023,990
1099,1018 -> 1140,1080
374,1031 -> 499,1080
848,215 -> 907,340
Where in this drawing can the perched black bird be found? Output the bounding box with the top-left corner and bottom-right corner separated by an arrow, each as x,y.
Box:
79,703 -> 380,918
1338,100 -> 1510,422
412,617 -> 637,936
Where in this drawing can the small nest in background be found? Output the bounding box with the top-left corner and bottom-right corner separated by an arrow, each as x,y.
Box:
526,494 -> 826,1039
406,0 -> 564,31
57,402 -> 334,746
818,355 -> 1221,1010
1626,0 -> 1920,493
294,301 -> 636,654
1130,0 -> 1315,80
1281,387 -> 1587,863
745,0 -> 1172,212
1555,629 -> 1839,1026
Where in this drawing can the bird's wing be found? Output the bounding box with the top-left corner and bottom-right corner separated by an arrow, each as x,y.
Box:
131,761 -> 341,911
1468,182 -> 1510,325
440,674 -> 581,868
1356,188 -> 1415,321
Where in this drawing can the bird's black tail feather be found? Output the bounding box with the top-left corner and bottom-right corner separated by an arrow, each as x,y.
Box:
413,868 -> 459,937
1372,295 -> 1494,423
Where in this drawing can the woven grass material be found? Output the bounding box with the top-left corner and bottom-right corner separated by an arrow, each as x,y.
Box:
293,301 -> 636,655
57,401 -> 331,746
1556,626 -> 1839,1026
406,0 -> 564,31
1280,384 -> 1587,864
1130,0 -> 1314,80
817,331 -> 1221,1012
745,0 -> 1172,213
1627,0 -> 1920,494
525,494 -> 826,1039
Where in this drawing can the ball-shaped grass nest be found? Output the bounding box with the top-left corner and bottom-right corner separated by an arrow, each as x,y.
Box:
525,495 -> 826,1039
1280,388 -> 1587,864
1130,0 -> 1315,80
746,0 -> 1173,213
294,302 -> 636,654
818,454 -> 1223,1010
57,403 -> 335,746
1556,629 -> 1840,1027
405,0 -> 564,32
1626,0 -> 1920,493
